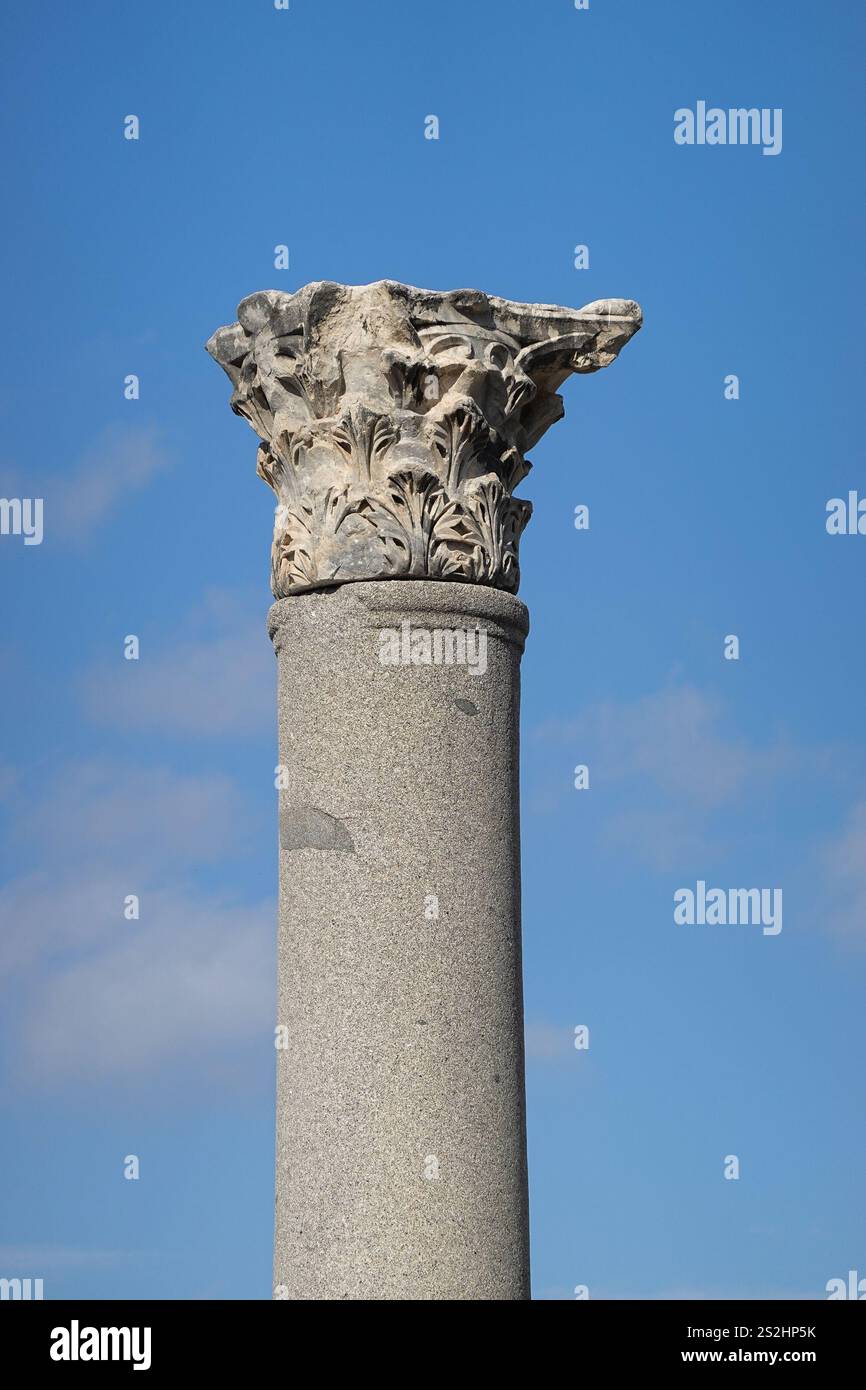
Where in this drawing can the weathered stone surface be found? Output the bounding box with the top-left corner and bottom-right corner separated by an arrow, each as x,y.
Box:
207,280 -> 641,596
270,580 -> 530,1300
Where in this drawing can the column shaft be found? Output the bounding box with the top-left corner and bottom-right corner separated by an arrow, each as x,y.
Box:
270,579 -> 530,1300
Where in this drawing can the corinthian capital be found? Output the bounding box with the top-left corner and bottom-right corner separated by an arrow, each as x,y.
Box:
206,280 -> 641,597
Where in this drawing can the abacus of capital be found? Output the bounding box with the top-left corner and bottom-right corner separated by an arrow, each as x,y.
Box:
207,279 -> 642,1300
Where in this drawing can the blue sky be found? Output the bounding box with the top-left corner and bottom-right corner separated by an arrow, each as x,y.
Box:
0,0 -> 863,1299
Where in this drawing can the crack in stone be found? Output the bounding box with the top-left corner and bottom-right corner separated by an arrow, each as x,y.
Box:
279,804 -> 355,852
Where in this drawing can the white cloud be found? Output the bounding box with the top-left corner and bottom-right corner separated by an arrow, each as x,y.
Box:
0,1246 -> 137,1270
1,424 -> 170,541
598,805 -> 718,872
0,759 -> 273,1085
529,684 -> 798,869
80,588 -> 273,737
534,685 -> 791,810
0,870 -> 132,979
822,800 -> 866,945
49,424 -> 171,537
15,886 -> 274,1082
11,760 -> 243,873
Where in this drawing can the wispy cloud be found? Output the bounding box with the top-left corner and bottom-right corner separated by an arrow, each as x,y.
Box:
15,885 -> 273,1082
0,759 -> 273,1086
529,684 -> 802,869
821,800 -> 866,946
10,759 -> 244,875
80,588 -> 273,738
1,424 -> 170,543
0,1246 -> 141,1271
534,684 -> 792,809
534,1284 -> 820,1300
38,424 -> 172,540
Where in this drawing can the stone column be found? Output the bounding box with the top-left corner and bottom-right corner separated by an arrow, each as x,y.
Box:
207,280 -> 641,1301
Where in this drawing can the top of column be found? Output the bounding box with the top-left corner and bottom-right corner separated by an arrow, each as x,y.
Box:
206,280 -> 642,597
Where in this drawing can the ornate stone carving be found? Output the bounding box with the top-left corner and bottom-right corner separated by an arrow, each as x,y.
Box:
206,280 -> 641,596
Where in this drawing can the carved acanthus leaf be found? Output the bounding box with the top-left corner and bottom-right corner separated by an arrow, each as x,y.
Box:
206,280 -> 641,595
